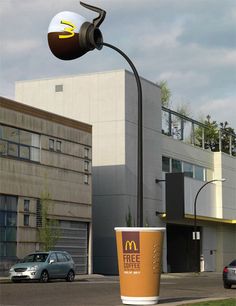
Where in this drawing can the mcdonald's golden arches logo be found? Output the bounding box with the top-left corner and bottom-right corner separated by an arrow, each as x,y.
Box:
122,232 -> 140,253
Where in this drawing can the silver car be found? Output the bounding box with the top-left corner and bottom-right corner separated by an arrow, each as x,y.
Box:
223,259 -> 236,289
9,251 -> 75,283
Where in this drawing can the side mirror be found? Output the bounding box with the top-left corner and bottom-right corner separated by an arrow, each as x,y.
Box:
49,259 -> 55,264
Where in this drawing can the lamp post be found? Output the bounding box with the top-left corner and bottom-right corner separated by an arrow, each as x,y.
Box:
48,2 -> 143,226
193,178 -> 226,272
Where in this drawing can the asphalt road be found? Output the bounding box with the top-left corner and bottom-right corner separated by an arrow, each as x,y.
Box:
0,273 -> 235,306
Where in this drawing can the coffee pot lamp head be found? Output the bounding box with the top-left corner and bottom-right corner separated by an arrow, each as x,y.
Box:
47,1 -> 106,60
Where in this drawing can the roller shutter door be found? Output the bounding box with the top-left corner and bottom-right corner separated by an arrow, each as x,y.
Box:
54,220 -> 88,274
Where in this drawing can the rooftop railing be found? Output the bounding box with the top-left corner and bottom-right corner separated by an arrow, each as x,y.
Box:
162,106 -> 236,157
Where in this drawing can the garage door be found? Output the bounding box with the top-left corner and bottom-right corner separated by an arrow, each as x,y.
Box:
54,220 -> 88,274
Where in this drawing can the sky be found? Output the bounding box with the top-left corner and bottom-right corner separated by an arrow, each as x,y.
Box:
0,0 -> 236,128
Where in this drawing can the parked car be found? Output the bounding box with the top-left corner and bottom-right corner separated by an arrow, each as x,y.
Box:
223,259 -> 236,289
9,251 -> 75,283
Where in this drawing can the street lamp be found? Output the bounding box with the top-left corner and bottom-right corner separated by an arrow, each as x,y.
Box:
193,178 -> 226,272
48,2 -> 144,226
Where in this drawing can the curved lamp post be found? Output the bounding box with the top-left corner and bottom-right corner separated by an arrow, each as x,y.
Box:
48,2 -> 143,226
193,178 -> 226,272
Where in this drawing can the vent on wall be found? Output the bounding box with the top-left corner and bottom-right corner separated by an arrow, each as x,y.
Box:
55,84 -> 63,92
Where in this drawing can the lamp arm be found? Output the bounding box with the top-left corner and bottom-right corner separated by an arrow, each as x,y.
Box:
102,42 -> 143,227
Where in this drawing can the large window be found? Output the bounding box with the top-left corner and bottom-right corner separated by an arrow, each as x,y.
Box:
0,125 -> 40,162
162,155 -> 207,181
0,195 -> 17,257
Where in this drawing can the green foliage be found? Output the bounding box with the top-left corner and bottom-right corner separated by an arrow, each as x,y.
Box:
38,192 -> 60,251
125,206 -> 133,227
195,115 -> 236,155
158,80 -> 171,108
180,298 -> 236,306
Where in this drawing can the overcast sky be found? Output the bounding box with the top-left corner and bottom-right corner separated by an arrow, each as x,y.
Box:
0,0 -> 236,128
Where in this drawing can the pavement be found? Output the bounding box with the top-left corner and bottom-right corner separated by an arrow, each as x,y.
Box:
0,272 -> 234,306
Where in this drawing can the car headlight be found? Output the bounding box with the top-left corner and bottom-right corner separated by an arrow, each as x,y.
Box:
27,265 -> 39,272
9,268 -> 14,272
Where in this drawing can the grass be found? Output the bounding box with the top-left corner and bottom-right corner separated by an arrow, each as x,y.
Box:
180,299 -> 236,306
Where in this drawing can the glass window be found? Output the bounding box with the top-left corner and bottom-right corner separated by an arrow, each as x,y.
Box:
3,126 -> 19,143
0,140 -> 7,155
6,228 -> 16,241
24,200 -> 30,212
20,145 -> 30,159
55,84 -> 63,92
6,212 -> 17,226
84,174 -> 89,184
19,130 -> 32,146
84,147 -> 89,158
31,134 -> 40,148
57,253 -> 66,262
172,159 -> 182,173
6,196 -> 17,211
8,143 -> 18,157
162,156 -> 170,172
56,141 -> 61,152
195,165 -> 205,181
49,253 -> 57,263
84,161 -> 89,171
49,139 -> 54,150
30,147 -> 40,162
24,215 -> 29,226
183,162 -> 193,178
6,242 -> 16,256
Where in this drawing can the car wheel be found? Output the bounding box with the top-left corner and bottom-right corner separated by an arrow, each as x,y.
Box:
40,270 -> 49,283
223,281 -> 232,289
66,270 -> 75,282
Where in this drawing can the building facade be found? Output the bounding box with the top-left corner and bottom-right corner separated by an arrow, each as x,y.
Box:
15,70 -> 236,274
0,97 -> 92,275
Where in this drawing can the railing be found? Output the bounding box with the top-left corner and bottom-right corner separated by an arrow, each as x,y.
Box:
162,106 -> 236,156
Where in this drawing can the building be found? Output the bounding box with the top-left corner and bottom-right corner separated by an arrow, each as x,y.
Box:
15,70 -> 236,274
0,96 -> 92,275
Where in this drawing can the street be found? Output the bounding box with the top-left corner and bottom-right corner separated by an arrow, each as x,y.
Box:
0,273 -> 235,306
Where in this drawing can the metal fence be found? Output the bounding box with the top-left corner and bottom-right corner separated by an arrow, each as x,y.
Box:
162,106 -> 236,156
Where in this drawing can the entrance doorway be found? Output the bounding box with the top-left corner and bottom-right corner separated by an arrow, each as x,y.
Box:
167,224 -> 200,272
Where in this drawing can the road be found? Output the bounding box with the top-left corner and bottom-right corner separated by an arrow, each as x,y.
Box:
0,273 -> 235,306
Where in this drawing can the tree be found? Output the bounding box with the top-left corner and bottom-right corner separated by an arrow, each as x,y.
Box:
195,115 -> 236,155
158,80 -> 171,108
38,192 -> 60,251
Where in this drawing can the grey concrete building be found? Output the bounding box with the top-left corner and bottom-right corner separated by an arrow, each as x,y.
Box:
0,96 -> 92,275
15,70 -> 236,275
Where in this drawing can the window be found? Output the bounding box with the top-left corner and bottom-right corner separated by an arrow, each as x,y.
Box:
183,162 -> 193,178
24,215 -> 29,226
20,145 -> 30,159
55,84 -> 63,92
84,174 -> 89,184
84,147 -> 89,159
84,161 -> 89,171
8,143 -> 18,157
0,125 -> 40,162
57,253 -> 67,262
36,199 -> 42,228
172,159 -> 182,173
162,156 -> 170,172
49,139 -> 54,151
56,140 -> 61,152
24,199 -> 30,212
49,253 -> 57,263
0,140 -> 7,155
195,165 -> 205,181
0,195 -> 17,257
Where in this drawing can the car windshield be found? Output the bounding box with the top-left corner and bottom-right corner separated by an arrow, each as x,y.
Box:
22,253 -> 48,263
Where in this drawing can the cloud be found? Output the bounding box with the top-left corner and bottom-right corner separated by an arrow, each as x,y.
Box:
0,0 -> 236,129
